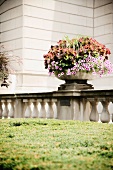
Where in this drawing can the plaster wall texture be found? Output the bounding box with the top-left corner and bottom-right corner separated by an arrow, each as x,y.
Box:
91,0 -> 113,89
94,0 -> 113,57
22,0 -> 94,92
0,0 -> 23,93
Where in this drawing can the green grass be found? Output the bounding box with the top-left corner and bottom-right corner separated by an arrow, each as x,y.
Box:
0,118 -> 113,170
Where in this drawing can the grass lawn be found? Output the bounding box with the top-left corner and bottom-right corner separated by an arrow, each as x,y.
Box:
0,118 -> 113,170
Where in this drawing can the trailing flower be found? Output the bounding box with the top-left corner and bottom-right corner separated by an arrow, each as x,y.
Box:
43,36 -> 113,78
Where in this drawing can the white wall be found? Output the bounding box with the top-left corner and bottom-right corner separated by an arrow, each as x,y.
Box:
0,0 -> 23,56
21,0 -> 94,92
94,0 -> 113,60
0,0 -> 23,93
0,0 -> 113,93
91,0 -> 113,89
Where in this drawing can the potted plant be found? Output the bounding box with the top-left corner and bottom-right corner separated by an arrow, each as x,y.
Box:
43,36 -> 113,90
0,45 -> 21,88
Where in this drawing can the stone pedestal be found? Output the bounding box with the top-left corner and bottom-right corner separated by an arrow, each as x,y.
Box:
57,97 -> 80,120
55,76 -> 94,120
55,91 -> 91,121
58,79 -> 94,91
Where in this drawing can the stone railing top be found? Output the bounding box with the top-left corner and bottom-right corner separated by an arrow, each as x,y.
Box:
81,89 -> 113,97
0,89 -> 113,99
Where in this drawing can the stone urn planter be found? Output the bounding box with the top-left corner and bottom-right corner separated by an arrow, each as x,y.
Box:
43,36 -> 113,91
55,71 -> 97,90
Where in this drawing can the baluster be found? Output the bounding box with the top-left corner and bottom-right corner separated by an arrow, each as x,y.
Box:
14,99 -> 24,118
7,100 -> 15,118
109,114 -> 113,124
80,99 -> 84,121
97,101 -> 103,123
23,99 -> 32,118
89,99 -> 99,122
108,101 -> 113,124
1,100 -> 8,119
0,100 -> 3,119
46,99 -> 54,119
100,99 -> 110,123
32,99 -> 39,118
79,99 -> 90,121
39,99 -> 46,118
53,99 -> 57,119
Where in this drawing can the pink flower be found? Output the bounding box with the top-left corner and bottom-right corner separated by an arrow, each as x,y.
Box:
43,36 -> 112,77
61,72 -> 64,75
58,74 -> 61,77
55,65 -> 59,69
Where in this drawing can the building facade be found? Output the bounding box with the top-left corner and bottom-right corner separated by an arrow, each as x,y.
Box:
0,0 -> 113,93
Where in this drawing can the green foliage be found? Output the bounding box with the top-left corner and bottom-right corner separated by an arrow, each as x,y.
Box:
0,45 -> 22,87
0,47 -> 9,87
0,119 -> 113,170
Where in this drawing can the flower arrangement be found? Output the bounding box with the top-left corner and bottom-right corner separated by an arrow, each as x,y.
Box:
43,36 -> 113,79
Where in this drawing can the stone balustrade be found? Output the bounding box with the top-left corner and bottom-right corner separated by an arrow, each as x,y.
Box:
0,90 -> 113,124
81,90 -> 113,123
0,93 -> 57,119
